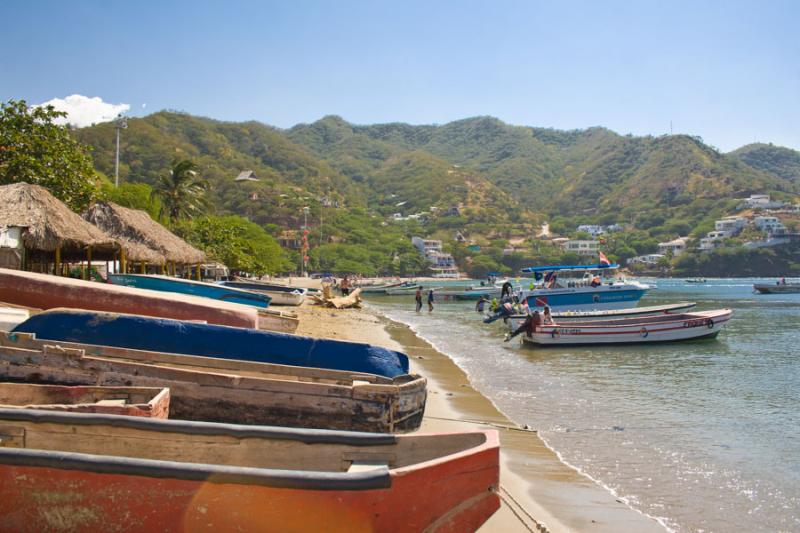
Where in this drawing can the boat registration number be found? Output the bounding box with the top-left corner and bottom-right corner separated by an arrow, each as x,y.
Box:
556,328 -> 582,335
683,319 -> 706,328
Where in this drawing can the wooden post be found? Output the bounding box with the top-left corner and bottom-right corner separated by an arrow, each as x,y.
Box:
141,261 -> 146,274
160,263 -> 165,275
86,246 -> 92,280
195,263 -> 201,281
120,247 -> 127,274
54,246 -> 61,276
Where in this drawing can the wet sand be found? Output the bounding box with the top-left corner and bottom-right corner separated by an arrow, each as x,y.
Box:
294,301 -> 665,532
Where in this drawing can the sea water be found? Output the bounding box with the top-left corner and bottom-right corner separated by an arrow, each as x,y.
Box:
367,278 -> 800,532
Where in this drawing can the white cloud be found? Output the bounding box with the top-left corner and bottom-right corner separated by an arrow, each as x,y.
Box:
38,94 -> 130,128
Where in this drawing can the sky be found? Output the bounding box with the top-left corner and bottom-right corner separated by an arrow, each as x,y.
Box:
1,0 -> 798,151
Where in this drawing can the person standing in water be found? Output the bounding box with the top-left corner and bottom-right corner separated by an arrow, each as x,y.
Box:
475,295 -> 490,313
415,286 -> 423,312
427,289 -> 435,312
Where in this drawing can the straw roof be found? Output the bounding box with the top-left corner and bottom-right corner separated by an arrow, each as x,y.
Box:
0,182 -> 118,259
83,201 -> 206,265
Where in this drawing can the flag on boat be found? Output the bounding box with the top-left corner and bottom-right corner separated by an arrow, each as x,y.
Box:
599,251 -> 611,266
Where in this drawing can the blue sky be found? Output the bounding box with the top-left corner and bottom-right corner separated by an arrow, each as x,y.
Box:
1,0 -> 798,151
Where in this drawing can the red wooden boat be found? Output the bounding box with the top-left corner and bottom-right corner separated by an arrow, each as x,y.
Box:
0,409 -> 499,532
0,383 -> 169,418
0,268 -> 258,329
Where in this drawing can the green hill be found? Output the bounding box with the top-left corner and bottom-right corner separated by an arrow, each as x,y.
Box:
730,143 -> 800,184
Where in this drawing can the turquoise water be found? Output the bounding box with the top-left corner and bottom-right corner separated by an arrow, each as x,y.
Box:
367,278 -> 800,532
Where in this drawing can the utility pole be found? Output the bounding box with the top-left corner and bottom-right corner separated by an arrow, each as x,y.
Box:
302,206 -> 310,276
114,115 -> 128,187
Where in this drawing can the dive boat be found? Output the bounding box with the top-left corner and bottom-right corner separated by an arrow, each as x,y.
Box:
0,383 -> 169,419
519,308 -> 732,346
108,274 -> 272,308
0,335 -> 426,433
11,308 -> 410,378
219,280 -> 306,306
0,409 -> 500,532
506,302 -> 697,330
753,282 -> 800,294
0,268 -> 259,329
518,263 -> 649,311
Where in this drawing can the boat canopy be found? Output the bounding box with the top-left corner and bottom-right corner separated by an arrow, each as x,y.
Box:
521,263 -> 619,273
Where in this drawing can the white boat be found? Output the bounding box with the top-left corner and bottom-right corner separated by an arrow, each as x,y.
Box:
517,263 -> 650,312
753,282 -> 800,294
519,309 -> 732,346
219,280 -> 307,306
506,302 -> 697,330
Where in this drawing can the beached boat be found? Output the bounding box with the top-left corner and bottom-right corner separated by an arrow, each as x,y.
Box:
685,278 -> 707,284
358,281 -> 412,294
0,306 -> 28,332
506,302 -> 697,330
0,383 -> 169,419
219,280 -> 306,306
0,409 -> 499,532
12,308 -> 410,378
0,336 -> 426,432
753,282 -> 800,294
258,307 -> 300,333
519,309 -> 732,346
109,273 -> 272,308
0,268 -> 259,329
518,263 -> 650,311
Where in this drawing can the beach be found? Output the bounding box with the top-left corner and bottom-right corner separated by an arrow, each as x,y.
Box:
294,300 -> 665,532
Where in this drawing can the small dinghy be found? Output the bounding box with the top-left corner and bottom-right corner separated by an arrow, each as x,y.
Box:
520,309 -> 732,346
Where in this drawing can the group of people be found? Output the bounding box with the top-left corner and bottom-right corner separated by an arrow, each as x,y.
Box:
415,286 -> 435,313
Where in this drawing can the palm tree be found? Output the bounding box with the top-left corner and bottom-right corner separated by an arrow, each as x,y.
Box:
152,159 -> 210,222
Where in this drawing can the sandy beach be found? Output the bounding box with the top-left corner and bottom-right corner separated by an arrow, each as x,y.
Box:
294,299 -> 665,532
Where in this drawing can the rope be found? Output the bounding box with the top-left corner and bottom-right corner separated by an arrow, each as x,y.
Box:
424,415 -> 538,433
497,484 -> 545,532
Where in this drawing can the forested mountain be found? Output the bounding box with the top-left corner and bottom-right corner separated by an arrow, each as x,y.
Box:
730,143 -> 800,184
73,111 -> 799,275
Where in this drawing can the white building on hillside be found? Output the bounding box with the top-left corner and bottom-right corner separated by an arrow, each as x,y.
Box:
411,237 -> 460,277
560,239 -> 599,257
657,237 -> 689,256
714,216 -> 747,235
627,254 -> 665,266
754,216 -> 784,234
741,194 -> 785,210
577,224 -> 606,238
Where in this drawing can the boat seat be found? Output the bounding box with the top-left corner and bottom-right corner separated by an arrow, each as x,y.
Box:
94,399 -> 128,407
347,460 -> 388,473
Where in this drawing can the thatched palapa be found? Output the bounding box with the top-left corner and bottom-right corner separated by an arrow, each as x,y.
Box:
0,182 -> 118,262
83,201 -> 206,266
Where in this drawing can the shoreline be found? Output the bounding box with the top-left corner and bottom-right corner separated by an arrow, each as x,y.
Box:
294,301 -> 665,532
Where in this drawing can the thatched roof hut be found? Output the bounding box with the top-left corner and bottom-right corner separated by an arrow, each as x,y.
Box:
0,182 -> 118,261
83,201 -> 206,265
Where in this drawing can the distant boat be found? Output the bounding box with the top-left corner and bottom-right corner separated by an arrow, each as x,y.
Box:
517,263 -> 650,311
219,280 -> 306,306
505,302 -> 697,330
685,278 -> 707,284
0,383 -> 169,419
11,308 -> 410,378
0,333 -> 427,433
753,282 -> 800,294
519,309 -> 732,346
108,274 -> 272,308
0,409 -> 500,532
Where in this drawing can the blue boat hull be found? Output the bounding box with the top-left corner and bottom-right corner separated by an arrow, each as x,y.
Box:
12,309 -> 409,378
524,288 -> 646,311
109,275 -> 271,308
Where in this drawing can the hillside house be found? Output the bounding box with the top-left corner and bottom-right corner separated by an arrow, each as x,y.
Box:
234,170 -> 259,182
560,239 -> 599,257
577,224 -> 606,238
627,254 -> 665,266
740,194 -> 784,210
658,237 -> 689,256
714,217 -> 747,235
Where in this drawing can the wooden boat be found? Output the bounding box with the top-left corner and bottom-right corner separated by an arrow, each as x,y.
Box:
0,383 -> 169,419
753,282 -> 800,294
0,410 -> 498,532
12,308 -> 410,378
506,302 -> 697,330
220,280 -> 306,306
0,335 -> 426,432
0,268 -> 259,329
520,309 -> 732,346
0,306 -> 29,332
258,307 -> 300,333
108,274 -> 272,308
357,281 -> 409,294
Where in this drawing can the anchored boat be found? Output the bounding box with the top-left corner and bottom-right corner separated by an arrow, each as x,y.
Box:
11,308 -> 410,378
219,280 -> 306,306
753,282 -> 800,294
520,309 -> 732,346
0,409 -> 499,532
518,263 -> 650,311
0,337 -> 426,432
108,274 -> 272,308
506,302 -> 697,330
0,383 -> 170,419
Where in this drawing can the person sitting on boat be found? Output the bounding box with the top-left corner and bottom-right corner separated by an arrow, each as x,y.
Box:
501,281 -> 513,300
781,277 -> 787,285
505,310 -> 542,342
542,305 -> 554,325
590,275 -> 601,288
